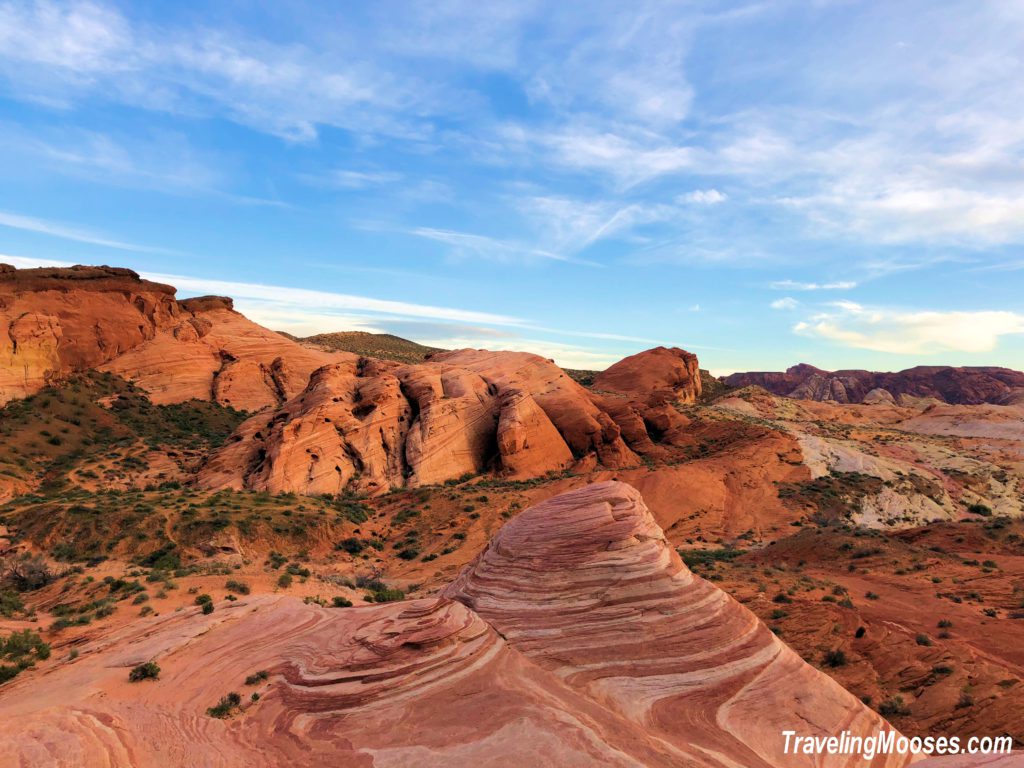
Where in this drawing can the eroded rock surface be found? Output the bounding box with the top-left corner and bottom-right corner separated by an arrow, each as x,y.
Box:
200,350 -> 666,495
0,482 -> 912,767
0,265 -> 352,410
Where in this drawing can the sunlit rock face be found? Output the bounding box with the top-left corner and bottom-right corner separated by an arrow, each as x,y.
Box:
0,264 -> 352,411
446,481 -> 911,768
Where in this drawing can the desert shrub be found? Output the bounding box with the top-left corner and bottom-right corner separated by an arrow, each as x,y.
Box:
823,648 -> 847,667
267,551 -> 287,569
915,634 -> 932,646
225,580 -> 250,595
337,538 -> 364,555
2,555 -> 56,591
1,630 -> 50,668
365,585 -> 404,603
966,503 -> 992,517
206,692 -> 242,718
194,594 -> 213,606
879,696 -> 911,716
332,596 -> 353,608
201,602 -> 214,615
244,670 -> 268,685
0,589 -> 24,617
128,661 -> 160,682
277,573 -> 293,589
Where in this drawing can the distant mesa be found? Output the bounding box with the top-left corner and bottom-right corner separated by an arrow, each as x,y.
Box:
724,363 -> 1024,405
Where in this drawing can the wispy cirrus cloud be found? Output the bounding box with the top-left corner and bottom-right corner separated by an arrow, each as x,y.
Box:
408,226 -> 593,266
0,210 -> 175,254
770,279 -> 858,291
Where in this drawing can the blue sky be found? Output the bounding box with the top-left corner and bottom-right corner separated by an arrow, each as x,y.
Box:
1,0 -> 1023,373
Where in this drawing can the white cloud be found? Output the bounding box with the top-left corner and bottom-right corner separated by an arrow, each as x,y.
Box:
513,195 -> 673,254
771,297 -> 798,310
0,210 -> 173,253
678,189 -> 727,205
409,226 -> 589,265
310,169 -> 402,189
144,271 -> 525,327
524,127 -> 695,186
0,254 -> 74,268
770,279 -> 858,291
793,301 -> 1024,355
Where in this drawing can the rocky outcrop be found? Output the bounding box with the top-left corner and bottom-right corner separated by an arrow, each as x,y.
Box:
200,350 -> 634,495
0,265 -> 178,403
594,345 -> 702,404
0,483 -> 912,767
724,363 -> 1024,405
445,481 -> 908,767
0,264 -> 351,410
862,387 -> 897,405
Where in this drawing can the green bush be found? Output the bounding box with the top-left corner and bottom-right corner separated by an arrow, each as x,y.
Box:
206,691 -> 242,718
336,538 -> 364,555
879,696 -> 911,716
244,670 -> 268,685
128,661 -> 160,682
225,579 -> 250,595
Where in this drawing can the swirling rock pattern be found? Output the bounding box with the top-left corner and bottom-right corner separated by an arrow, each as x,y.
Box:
445,481 -> 912,768
0,483 -> 932,767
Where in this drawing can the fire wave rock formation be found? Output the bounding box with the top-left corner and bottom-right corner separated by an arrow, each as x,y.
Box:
444,481 -> 909,768
0,482 -> 914,767
0,264 -> 351,410
199,348 -> 703,495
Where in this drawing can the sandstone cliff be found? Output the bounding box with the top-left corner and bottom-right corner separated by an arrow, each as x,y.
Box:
0,264 -> 352,410
199,347 -> 708,496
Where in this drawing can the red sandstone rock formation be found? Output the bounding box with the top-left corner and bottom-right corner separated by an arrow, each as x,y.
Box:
594,345 -> 702,404
0,482 -> 914,767
724,363 -> 1024,405
200,350 -> 621,495
0,264 -> 351,410
445,481 -> 909,767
